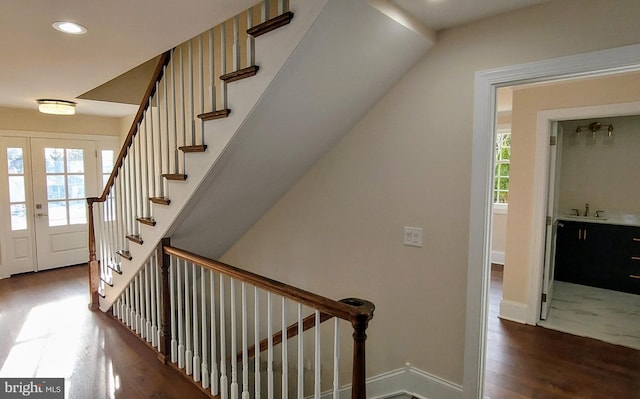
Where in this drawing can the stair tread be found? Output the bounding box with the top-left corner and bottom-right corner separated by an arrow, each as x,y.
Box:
197,109 -> 230,121
136,217 -> 156,226
220,65 -> 259,83
126,234 -> 144,245
116,250 -> 132,261
149,197 -> 171,205
106,262 -> 123,274
100,275 -> 114,287
162,174 -> 187,181
248,11 -> 294,38
178,145 -> 207,153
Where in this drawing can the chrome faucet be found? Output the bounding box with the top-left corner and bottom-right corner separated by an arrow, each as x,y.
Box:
584,203 -> 589,217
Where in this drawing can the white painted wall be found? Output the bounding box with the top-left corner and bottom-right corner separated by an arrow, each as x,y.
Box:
220,0 -> 640,389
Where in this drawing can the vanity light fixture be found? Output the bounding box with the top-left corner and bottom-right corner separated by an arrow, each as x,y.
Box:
575,121 -> 614,138
52,21 -> 88,35
37,99 -> 77,115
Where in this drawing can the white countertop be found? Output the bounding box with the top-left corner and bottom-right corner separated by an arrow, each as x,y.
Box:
558,213 -> 640,227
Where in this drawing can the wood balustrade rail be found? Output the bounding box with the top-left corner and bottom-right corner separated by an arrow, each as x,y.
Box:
162,243 -> 375,399
97,51 -> 171,204
163,245 -> 375,324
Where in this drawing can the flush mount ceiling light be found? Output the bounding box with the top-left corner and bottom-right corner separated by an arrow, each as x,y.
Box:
52,21 -> 87,35
37,99 -> 77,115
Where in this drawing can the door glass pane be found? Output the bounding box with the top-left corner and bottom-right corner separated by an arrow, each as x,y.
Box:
10,204 -> 27,231
7,148 -> 24,174
45,148 -> 65,173
8,176 -> 25,202
67,175 -> 85,199
48,201 -> 67,226
46,175 -> 66,200
68,200 -> 86,225
66,149 -> 84,173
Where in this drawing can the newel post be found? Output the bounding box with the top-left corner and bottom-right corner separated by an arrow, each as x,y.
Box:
87,197 -> 100,311
158,237 -> 172,362
342,298 -> 375,399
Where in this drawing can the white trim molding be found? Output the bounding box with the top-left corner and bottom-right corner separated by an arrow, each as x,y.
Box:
319,364 -> 462,399
465,43 -> 640,399
498,299 -> 528,324
490,250 -> 505,265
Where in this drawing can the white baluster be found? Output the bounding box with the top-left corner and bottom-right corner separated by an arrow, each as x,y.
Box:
211,270 -> 219,395
177,258 -> 185,369
145,262 -> 151,341
232,16 -> 240,71
278,0 -> 284,15
135,273 -> 141,335
314,310 -> 321,399
201,267 -> 210,389
267,292 -> 273,399
156,254 -> 162,347
151,255 -> 158,348
220,275 -> 229,399
170,257 -> 178,363
297,304 -> 303,399
179,44 -> 186,170
188,39 -> 195,146
254,287 -> 261,399
230,279 -> 238,399
262,0 -> 270,23
246,9 -> 255,67
185,260 -> 193,375
193,262 -> 201,382
149,93 -> 156,199
125,283 -> 131,327
198,34 -> 205,145
282,298 -> 288,399
171,48 -> 179,173
209,28 -> 216,111
333,318 -> 339,399
241,283 -> 249,399
220,21 -> 227,109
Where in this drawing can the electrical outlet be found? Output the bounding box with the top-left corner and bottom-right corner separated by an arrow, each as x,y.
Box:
403,226 -> 423,247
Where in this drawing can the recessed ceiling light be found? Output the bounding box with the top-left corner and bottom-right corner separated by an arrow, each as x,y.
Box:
52,21 -> 87,35
37,99 -> 77,115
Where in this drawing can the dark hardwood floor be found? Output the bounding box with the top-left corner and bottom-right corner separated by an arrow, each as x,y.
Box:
2,264 -> 639,399
0,265 -> 209,399
485,265 -> 640,399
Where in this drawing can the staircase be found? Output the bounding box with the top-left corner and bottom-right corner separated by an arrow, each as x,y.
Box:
87,0 -> 432,397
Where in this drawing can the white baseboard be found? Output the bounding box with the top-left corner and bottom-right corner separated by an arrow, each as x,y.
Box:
490,250 -> 505,265
499,299 -> 528,324
319,364 -> 462,399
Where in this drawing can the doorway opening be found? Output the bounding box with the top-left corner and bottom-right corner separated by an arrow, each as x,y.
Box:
463,44 -> 640,399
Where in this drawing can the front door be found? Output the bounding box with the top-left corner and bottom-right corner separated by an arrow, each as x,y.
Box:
0,138 -> 98,274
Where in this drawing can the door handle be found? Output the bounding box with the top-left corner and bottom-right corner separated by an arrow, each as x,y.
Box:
36,213 -> 48,217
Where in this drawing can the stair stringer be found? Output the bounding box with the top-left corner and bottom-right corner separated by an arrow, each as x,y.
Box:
99,0 -> 332,312
169,0 -> 435,259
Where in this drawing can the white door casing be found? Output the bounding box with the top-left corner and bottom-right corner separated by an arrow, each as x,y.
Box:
540,122 -> 562,320
465,44 -> 640,399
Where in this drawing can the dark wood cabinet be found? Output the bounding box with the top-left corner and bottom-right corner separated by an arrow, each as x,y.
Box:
554,220 -> 640,295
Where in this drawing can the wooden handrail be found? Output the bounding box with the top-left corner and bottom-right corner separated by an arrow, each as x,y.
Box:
235,311 -> 333,363
163,245 -> 375,324
162,244 -> 375,399
96,51 -> 172,203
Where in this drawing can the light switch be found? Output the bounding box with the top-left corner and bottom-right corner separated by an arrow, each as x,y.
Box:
403,226 -> 423,247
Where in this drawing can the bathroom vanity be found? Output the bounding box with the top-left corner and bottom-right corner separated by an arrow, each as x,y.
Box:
555,215 -> 640,295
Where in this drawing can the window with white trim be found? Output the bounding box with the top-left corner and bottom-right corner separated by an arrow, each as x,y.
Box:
494,130 -> 511,204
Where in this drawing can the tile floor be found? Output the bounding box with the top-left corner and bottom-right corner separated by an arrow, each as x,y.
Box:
538,281 -> 640,350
